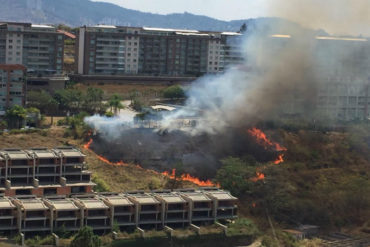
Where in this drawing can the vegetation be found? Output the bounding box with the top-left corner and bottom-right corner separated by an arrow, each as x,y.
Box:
162,85 -> 185,99
92,175 -> 110,192
5,105 -> 27,129
70,226 -> 101,247
215,157 -> 259,196
108,94 -> 124,114
28,87 -> 107,117
24,235 -> 54,247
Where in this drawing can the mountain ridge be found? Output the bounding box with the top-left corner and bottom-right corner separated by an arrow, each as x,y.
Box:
0,0 -> 298,32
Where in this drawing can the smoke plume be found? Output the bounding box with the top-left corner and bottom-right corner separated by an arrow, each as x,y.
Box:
84,1 -> 369,176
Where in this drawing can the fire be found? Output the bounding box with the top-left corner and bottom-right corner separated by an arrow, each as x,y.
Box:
251,172 -> 265,182
248,127 -> 287,165
248,128 -> 287,151
274,154 -> 284,165
84,139 -> 217,187
83,138 -> 93,149
160,169 -> 218,187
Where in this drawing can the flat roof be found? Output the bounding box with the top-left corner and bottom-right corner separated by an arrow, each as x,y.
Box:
221,32 -> 242,36
127,193 -> 160,205
27,149 -> 58,159
101,195 -> 134,206
31,24 -> 54,29
92,25 -> 117,29
180,192 -> 211,202
53,147 -> 85,158
0,150 -> 31,160
46,199 -> 79,210
0,198 -> 15,209
151,105 -> 176,111
205,191 -> 237,201
18,198 -> 48,211
76,198 -> 109,209
143,27 -> 199,33
154,193 -> 186,204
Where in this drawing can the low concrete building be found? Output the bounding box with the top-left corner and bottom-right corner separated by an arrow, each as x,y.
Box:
177,189 -> 213,225
43,196 -> 82,232
12,196 -> 51,234
126,191 -> 162,229
73,195 -> 111,232
202,188 -> 238,221
53,147 -> 94,195
99,192 -> 136,230
0,149 -> 34,195
0,196 -> 18,233
153,190 -> 189,227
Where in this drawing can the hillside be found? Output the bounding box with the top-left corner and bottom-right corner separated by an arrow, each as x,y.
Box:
0,0 -> 302,32
0,123 -> 369,239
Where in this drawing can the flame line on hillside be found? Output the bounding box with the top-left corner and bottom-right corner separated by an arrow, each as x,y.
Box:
248,127 -> 287,182
83,138 -> 218,187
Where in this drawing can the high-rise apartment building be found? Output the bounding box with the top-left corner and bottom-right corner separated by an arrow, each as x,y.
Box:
76,25 -> 244,76
0,64 -> 26,116
266,34 -> 370,120
0,22 -> 64,75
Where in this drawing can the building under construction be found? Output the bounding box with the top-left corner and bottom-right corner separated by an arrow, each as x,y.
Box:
0,146 -> 238,236
0,147 -> 95,197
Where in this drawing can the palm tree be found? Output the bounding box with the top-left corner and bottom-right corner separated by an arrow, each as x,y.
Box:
108,94 -> 124,115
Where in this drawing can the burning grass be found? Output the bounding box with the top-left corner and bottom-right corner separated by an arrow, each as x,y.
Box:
84,138 -> 219,187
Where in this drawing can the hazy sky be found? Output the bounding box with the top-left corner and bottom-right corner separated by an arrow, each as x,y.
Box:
92,0 -> 370,36
92,0 -> 269,21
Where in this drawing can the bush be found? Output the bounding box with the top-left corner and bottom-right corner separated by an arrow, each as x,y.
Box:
163,85 -> 185,99
25,235 -> 54,247
70,226 -> 101,247
92,175 -> 110,192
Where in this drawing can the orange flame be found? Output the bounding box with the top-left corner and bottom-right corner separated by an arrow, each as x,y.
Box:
274,154 -> 284,165
84,139 -> 217,187
83,138 -> 93,149
248,128 -> 287,151
251,172 -> 265,182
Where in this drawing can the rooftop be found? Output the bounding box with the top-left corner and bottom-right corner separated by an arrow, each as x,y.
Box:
179,192 -> 211,202
100,194 -> 134,206
26,148 -> 58,159
75,198 -> 109,209
143,27 -> 199,33
154,192 -> 186,204
16,198 -> 49,211
127,193 -> 160,205
53,147 -> 85,158
0,149 -> 31,160
0,197 -> 16,209
45,198 -> 79,211
204,190 -> 237,201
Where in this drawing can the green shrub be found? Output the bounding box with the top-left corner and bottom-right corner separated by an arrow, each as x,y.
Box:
163,85 -> 185,99
92,175 -> 110,192
70,226 -> 101,247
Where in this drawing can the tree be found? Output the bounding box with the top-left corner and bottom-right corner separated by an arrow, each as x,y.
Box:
54,89 -> 83,114
5,105 -> 27,129
108,94 -> 124,114
82,87 -> 106,114
215,157 -> 257,196
27,91 -> 58,125
163,85 -> 185,99
70,226 -> 101,247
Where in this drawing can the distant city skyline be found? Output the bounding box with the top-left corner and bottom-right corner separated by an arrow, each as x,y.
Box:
92,0 -> 269,21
